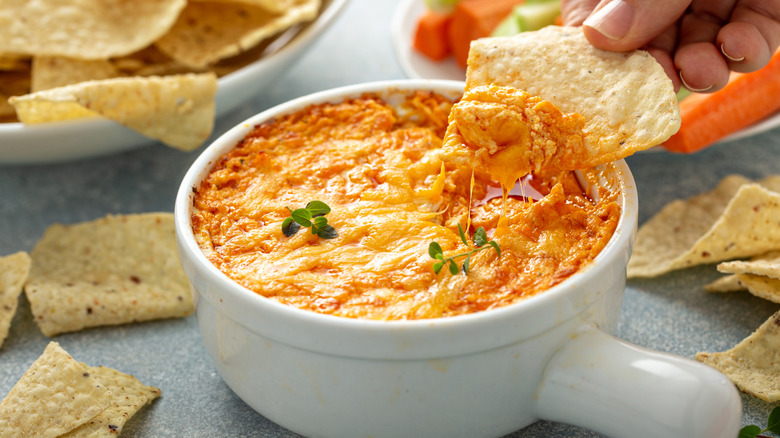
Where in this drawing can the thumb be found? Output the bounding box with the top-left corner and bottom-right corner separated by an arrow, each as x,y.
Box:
582,0 -> 691,51
561,0 -> 601,26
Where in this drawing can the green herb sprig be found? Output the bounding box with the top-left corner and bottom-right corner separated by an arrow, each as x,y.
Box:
282,201 -> 338,239
428,224 -> 500,275
740,406 -> 780,438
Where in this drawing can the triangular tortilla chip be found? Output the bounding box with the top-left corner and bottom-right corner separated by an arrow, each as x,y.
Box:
192,0 -> 295,14
718,250 -> 780,279
155,0 -> 319,68
0,0 -> 186,59
25,213 -> 193,337
704,274 -> 744,293
731,274 -> 780,303
31,56 -> 119,92
707,273 -> 780,303
628,175 -> 780,278
9,73 -> 217,150
0,342 -> 111,437
0,70 -> 30,117
0,54 -> 30,71
707,251 -> 780,302
61,365 -> 161,437
0,252 -> 31,349
697,311 -> 780,402
441,25 -> 679,184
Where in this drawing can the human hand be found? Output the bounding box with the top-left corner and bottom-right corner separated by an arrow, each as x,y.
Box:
561,0 -> 780,92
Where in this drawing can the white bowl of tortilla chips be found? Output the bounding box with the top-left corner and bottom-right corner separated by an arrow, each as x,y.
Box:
176,26 -> 743,437
0,0 -> 348,164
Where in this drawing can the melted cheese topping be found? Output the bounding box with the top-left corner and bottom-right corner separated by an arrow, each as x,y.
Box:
191,91 -> 620,320
441,84 -> 588,190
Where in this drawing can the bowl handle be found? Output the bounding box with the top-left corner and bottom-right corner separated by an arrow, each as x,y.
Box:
534,325 -> 742,437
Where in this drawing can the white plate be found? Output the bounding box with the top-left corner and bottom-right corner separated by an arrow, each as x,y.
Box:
390,0 -> 780,148
0,0 -> 349,165
391,0 -> 464,82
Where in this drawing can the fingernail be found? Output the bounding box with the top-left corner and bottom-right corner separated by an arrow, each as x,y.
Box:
583,0 -> 634,40
720,43 -> 745,62
679,71 -> 713,93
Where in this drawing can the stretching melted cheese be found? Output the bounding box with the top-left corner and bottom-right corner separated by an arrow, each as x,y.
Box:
191,91 -> 620,320
442,85 -> 588,191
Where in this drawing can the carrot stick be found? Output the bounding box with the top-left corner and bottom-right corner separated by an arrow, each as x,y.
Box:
663,50 -> 780,153
447,0 -> 524,68
413,9 -> 453,61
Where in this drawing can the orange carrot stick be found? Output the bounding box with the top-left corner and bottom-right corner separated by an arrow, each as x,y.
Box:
413,9 -> 453,61
447,0 -> 524,68
663,50 -> 780,153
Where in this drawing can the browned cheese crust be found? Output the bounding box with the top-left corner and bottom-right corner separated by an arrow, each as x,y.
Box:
191,91 -> 620,320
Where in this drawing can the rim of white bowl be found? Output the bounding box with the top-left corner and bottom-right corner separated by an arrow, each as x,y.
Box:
174,79 -> 638,359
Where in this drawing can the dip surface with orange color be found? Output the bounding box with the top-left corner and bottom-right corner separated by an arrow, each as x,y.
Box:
190,90 -> 620,320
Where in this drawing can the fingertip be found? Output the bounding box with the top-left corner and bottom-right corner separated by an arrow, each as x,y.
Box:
583,0 -> 634,41
644,47 -> 681,92
718,22 -> 772,73
561,0 -> 600,26
675,42 -> 730,92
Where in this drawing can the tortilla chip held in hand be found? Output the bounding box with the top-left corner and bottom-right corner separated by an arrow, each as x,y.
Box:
441,25 -> 680,188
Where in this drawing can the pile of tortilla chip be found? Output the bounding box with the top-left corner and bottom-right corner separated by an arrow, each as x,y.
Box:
627,174 -> 780,401
0,0 -> 321,150
0,212 -> 193,347
0,342 -> 160,437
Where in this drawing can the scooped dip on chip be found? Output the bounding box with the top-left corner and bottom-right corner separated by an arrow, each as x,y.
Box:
442,26 -> 680,189
190,90 -> 622,320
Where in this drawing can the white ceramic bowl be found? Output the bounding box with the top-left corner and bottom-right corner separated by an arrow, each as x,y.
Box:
175,79 -> 742,438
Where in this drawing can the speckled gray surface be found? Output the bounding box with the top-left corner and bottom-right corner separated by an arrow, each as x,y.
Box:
1,1 -> 778,437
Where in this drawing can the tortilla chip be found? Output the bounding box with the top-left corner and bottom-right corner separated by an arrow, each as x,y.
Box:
0,54 -> 30,71
0,252 -> 31,349
25,213 -> 193,337
0,0 -> 186,59
732,274 -> 780,303
0,70 -> 30,117
449,25 -> 679,179
0,342 -> 110,437
704,274 -> 744,293
61,366 -> 161,437
628,175 -> 780,278
193,0 -> 295,14
9,73 -> 217,150
697,311 -> 780,401
154,0 -> 319,68
718,250 -> 780,279
112,46 -> 203,78
31,56 -> 119,92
